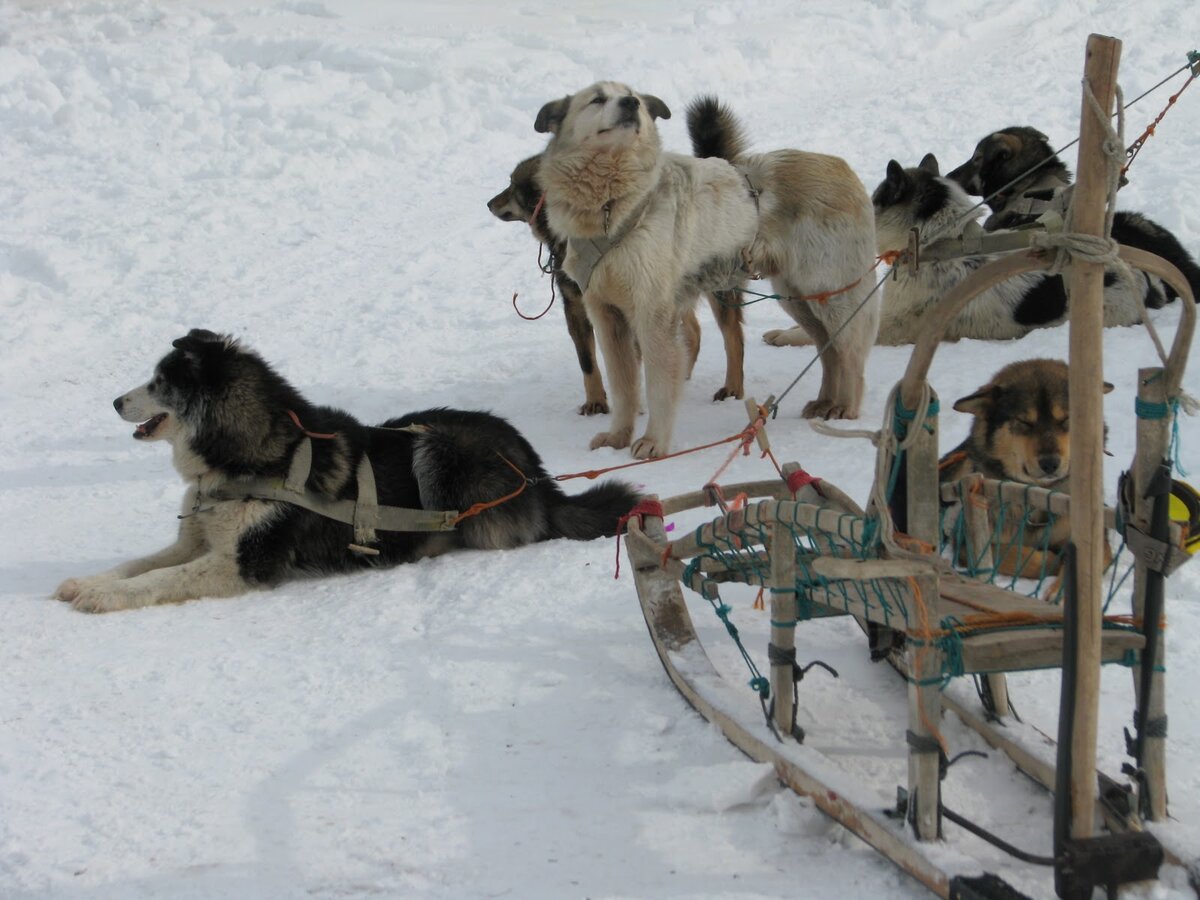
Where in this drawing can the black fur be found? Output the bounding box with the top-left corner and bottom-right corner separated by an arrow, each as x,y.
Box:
1011,275 -> 1068,326
872,159 -> 952,225
948,126 -> 1200,304
159,332 -> 639,585
685,95 -> 750,161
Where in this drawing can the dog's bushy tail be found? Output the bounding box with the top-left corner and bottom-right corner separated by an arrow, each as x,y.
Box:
547,480 -> 642,541
686,95 -> 750,162
1113,211 -> 1200,305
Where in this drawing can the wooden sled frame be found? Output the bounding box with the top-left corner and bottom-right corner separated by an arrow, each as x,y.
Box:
624,35 -> 1197,898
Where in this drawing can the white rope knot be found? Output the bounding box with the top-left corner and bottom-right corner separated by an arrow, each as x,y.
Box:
1028,230 -> 1124,275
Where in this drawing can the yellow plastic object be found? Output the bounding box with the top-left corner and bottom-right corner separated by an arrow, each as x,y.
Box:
1169,479 -> 1200,553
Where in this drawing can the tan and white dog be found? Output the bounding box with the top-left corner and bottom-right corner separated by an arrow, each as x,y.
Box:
533,85 -> 879,458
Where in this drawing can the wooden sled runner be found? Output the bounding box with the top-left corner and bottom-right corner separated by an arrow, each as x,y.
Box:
624,35 -> 1197,899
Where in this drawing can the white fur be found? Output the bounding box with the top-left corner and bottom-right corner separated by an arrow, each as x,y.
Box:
54,378 -> 271,612
874,176 -> 1145,344
538,82 -> 878,458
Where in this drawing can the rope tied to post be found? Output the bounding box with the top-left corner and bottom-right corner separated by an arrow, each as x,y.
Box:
1027,80 -> 1134,287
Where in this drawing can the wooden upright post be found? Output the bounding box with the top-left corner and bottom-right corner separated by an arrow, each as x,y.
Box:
1066,33 -> 1121,842
769,520 -> 798,739
1131,368 -> 1170,819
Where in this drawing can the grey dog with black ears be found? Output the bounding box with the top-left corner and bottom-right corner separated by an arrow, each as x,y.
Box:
55,329 -> 639,612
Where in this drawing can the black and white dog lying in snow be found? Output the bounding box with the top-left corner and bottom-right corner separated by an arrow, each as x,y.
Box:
871,154 -> 1161,345
55,329 -> 639,612
945,125 -> 1200,305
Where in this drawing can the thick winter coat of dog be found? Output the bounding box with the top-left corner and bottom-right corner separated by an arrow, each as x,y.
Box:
487,154 -> 746,412
872,154 -> 1157,344
939,358 -> 1112,578
54,329 -> 639,612
533,84 -> 879,458
945,125 -> 1200,305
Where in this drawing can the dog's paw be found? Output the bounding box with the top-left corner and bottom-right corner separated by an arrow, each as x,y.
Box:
590,428 -> 632,451
54,574 -> 115,603
801,399 -> 857,420
70,583 -> 138,614
630,435 -> 668,459
712,384 -> 744,402
762,327 -> 814,347
54,577 -> 86,602
578,399 -> 610,416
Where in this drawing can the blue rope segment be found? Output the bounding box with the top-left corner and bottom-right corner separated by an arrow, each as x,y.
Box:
1135,396 -> 1188,476
892,393 -> 940,438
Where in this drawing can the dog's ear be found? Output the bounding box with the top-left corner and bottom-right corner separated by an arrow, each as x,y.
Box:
918,153 -> 940,176
641,93 -> 671,121
1102,380 -> 1115,394
172,329 -> 224,352
885,160 -> 905,184
987,132 -> 1022,163
953,384 -> 998,416
535,96 -> 571,134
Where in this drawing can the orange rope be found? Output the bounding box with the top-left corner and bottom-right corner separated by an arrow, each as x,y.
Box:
704,405 -> 769,487
782,252 -> 902,305
1122,69 -> 1196,178
287,409 -> 339,440
451,454 -> 528,526
552,421 -> 767,484
938,450 -> 967,472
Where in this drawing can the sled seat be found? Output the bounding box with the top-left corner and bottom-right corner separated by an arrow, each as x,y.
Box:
807,557 -> 1144,675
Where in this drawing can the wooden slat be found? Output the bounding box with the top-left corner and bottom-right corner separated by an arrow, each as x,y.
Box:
959,627 -> 1143,674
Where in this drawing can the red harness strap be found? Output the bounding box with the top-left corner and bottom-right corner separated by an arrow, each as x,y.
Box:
614,499 -> 666,579
786,467 -> 822,496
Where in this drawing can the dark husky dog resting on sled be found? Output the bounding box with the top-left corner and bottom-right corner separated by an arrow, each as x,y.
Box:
939,358 -> 1113,579
55,329 -> 639,612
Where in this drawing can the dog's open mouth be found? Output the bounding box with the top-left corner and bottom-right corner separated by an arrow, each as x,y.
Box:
134,413 -> 168,440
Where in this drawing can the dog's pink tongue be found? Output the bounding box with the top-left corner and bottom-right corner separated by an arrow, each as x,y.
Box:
134,413 -> 165,438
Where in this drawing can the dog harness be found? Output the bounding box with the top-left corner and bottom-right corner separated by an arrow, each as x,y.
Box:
199,425 -> 459,552
566,171 -> 763,293
566,191 -> 654,293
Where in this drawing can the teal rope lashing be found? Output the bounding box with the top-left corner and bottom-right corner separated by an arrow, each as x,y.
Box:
1135,396 -> 1189,477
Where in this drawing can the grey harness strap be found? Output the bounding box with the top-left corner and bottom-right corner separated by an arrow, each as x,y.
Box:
202,428 -> 458,539
566,191 -> 654,292
204,479 -> 458,534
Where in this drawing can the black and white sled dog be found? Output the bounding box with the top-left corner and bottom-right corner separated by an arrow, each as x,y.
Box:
55,329 -> 639,612
945,125 -> 1200,306
871,154 -> 1157,344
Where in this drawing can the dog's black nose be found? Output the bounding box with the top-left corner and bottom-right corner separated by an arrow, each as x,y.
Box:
618,95 -> 640,112
113,396 -> 124,412
1038,455 -> 1061,475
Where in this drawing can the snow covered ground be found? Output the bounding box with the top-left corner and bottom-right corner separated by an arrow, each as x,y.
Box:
2,1 -> 1198,897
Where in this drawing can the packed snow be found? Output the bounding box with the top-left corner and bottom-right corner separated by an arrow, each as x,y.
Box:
2,1 -> 1198,897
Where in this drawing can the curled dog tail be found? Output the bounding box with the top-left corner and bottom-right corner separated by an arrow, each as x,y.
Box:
686,95 -> 750,162
547,480 -> 643,541
1113,211 -> 1200,305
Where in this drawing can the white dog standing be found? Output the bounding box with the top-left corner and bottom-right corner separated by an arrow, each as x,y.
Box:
534,84 -> 879,458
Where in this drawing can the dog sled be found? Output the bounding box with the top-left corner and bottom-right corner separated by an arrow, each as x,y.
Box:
624,36 -> 1197,898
